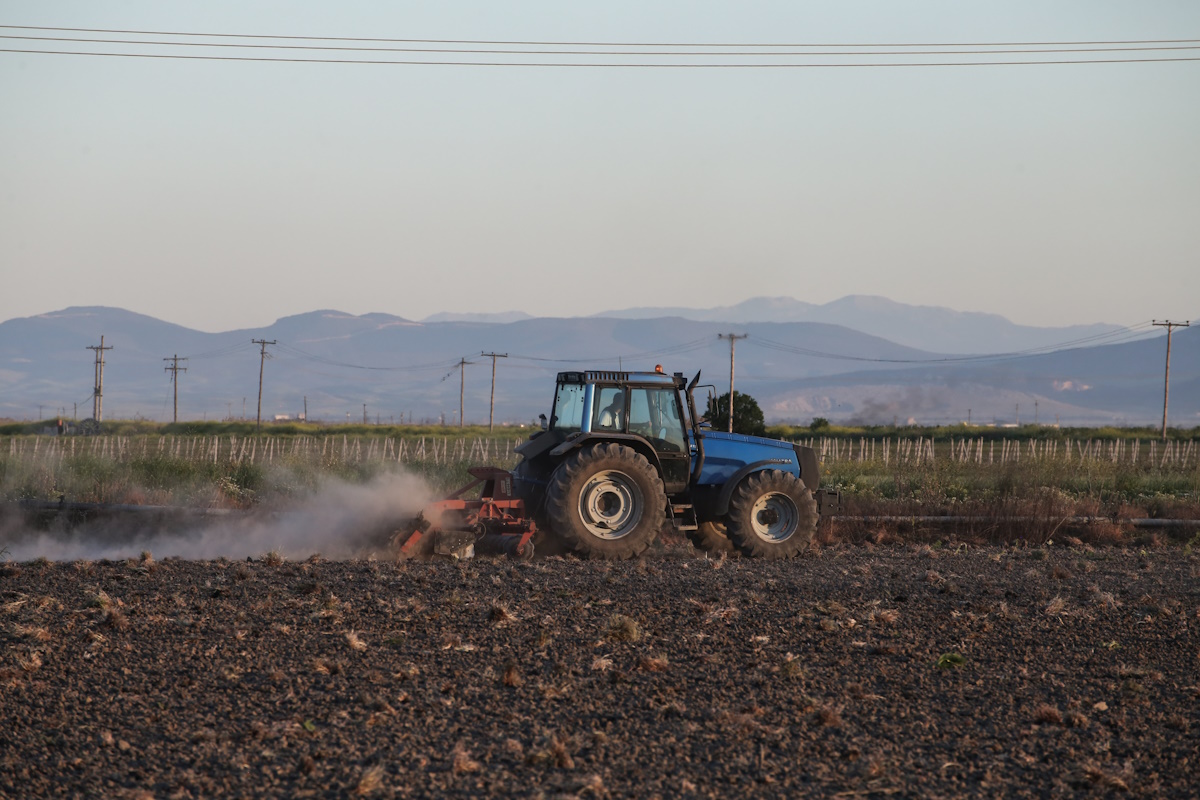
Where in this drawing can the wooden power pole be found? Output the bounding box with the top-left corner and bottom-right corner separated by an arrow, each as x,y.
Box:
86,336 -> 113,422
1153,320 -> 1190,440
718,333 -> 748,433
252,339 -> 276,429
481,352 -> 508,431
163,355 -> 188,423
458,357 -> 476,428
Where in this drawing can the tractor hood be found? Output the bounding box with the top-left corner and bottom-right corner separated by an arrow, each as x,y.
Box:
693,430 -> 807,488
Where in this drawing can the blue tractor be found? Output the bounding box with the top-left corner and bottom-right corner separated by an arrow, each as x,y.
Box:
513,368 -> 838,559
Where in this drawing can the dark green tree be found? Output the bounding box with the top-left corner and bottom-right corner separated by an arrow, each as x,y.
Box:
705,391 -> 766,437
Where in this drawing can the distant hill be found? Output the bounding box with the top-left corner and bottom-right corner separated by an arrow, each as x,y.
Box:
0,306 -> 1194,427
595,295 -> 1125,355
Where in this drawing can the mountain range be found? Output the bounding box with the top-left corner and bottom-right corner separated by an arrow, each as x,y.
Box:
1,298 -> 1194,427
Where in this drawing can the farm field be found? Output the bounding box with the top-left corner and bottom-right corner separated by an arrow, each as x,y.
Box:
3,430 -> 1197,561
1,548 -> 1197,797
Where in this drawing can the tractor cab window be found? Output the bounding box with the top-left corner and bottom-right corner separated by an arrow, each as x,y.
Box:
629,387 -> 687,452
550,382 -> 586,432
592,387 -> 625,431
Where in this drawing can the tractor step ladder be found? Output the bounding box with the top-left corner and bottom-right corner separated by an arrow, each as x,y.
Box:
668,503 -> 698,531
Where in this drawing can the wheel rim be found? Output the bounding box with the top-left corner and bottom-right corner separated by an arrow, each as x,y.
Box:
749,492 -> 798,542
577,470 -> 644,539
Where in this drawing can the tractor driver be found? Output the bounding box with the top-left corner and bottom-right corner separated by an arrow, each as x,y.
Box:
598,391 -> 624,430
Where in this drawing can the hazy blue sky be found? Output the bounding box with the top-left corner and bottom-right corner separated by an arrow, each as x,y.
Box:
2,1 -> 1197,332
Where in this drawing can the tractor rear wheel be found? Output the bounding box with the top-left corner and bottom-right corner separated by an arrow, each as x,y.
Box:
725,470 -> 817,559
687,520 -> 736,555
545,443 -> 665,559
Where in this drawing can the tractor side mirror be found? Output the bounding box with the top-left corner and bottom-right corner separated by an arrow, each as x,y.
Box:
539,413 -> 548,431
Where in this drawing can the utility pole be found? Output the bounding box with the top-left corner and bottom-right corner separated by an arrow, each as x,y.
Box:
718,333 -> 748,433
303,396 -> 307,422
1153,320 -> 1190,440
86,336 -> 113,422
481,352 -> 508,431
252,339 -> 276,430
457,357 -> 474,428
363,403 -> 368,425
163,355 -> 188,423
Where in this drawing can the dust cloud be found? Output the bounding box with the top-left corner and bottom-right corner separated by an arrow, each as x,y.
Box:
1,471 -> 436,562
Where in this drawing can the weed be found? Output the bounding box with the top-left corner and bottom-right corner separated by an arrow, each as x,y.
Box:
345,631 -> 367,652
935,652 -> 966,669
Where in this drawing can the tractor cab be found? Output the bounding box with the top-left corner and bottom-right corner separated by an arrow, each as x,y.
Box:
545,370 -> 692,492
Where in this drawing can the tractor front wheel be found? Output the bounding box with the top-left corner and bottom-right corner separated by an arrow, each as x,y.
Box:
725,470 -> 817,559
545,443 -> 665,559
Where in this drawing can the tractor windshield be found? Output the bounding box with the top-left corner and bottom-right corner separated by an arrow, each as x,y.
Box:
550,382 -> 586,432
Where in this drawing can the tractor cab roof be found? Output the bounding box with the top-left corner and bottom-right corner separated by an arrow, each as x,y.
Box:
556,370 -> 684,389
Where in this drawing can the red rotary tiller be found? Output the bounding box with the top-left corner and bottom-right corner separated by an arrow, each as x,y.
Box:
393,467 -> 537,560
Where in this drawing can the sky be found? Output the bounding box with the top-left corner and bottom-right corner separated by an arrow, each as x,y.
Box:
1,1 -> 1198,332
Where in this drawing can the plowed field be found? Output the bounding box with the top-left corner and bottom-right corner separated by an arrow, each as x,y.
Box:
2,546 -> 1197,798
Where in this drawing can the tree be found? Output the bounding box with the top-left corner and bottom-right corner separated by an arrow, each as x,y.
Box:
705,391 -> 766,437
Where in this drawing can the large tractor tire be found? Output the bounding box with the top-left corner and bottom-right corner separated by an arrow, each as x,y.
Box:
512,458 -> 569,557
725,470 -> 818,559
687,520 -> 736,555
544,442 -> 666,559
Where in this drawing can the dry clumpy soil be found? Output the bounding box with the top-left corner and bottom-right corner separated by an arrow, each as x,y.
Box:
1,547 -> 1198,799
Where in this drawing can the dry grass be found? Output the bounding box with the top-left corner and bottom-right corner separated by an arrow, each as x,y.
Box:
605,614 -> 640,643
103,608 -> 129,630
501,661 -> 523,687
1033,704 -> 1063,724
345,631 -> 367,652
452,742 -> 481,773
638,654 -> 670,672
488,603 -> 517,625
11,624 -> 51,642
527,732 -> 575,769
354,764 -> 386,795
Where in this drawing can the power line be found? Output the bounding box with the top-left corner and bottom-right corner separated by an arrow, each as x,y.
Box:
273,341 -> 459,372
3,26 -> 1197,48
5,47 -> 1197,68
6,33 -> 1199,58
